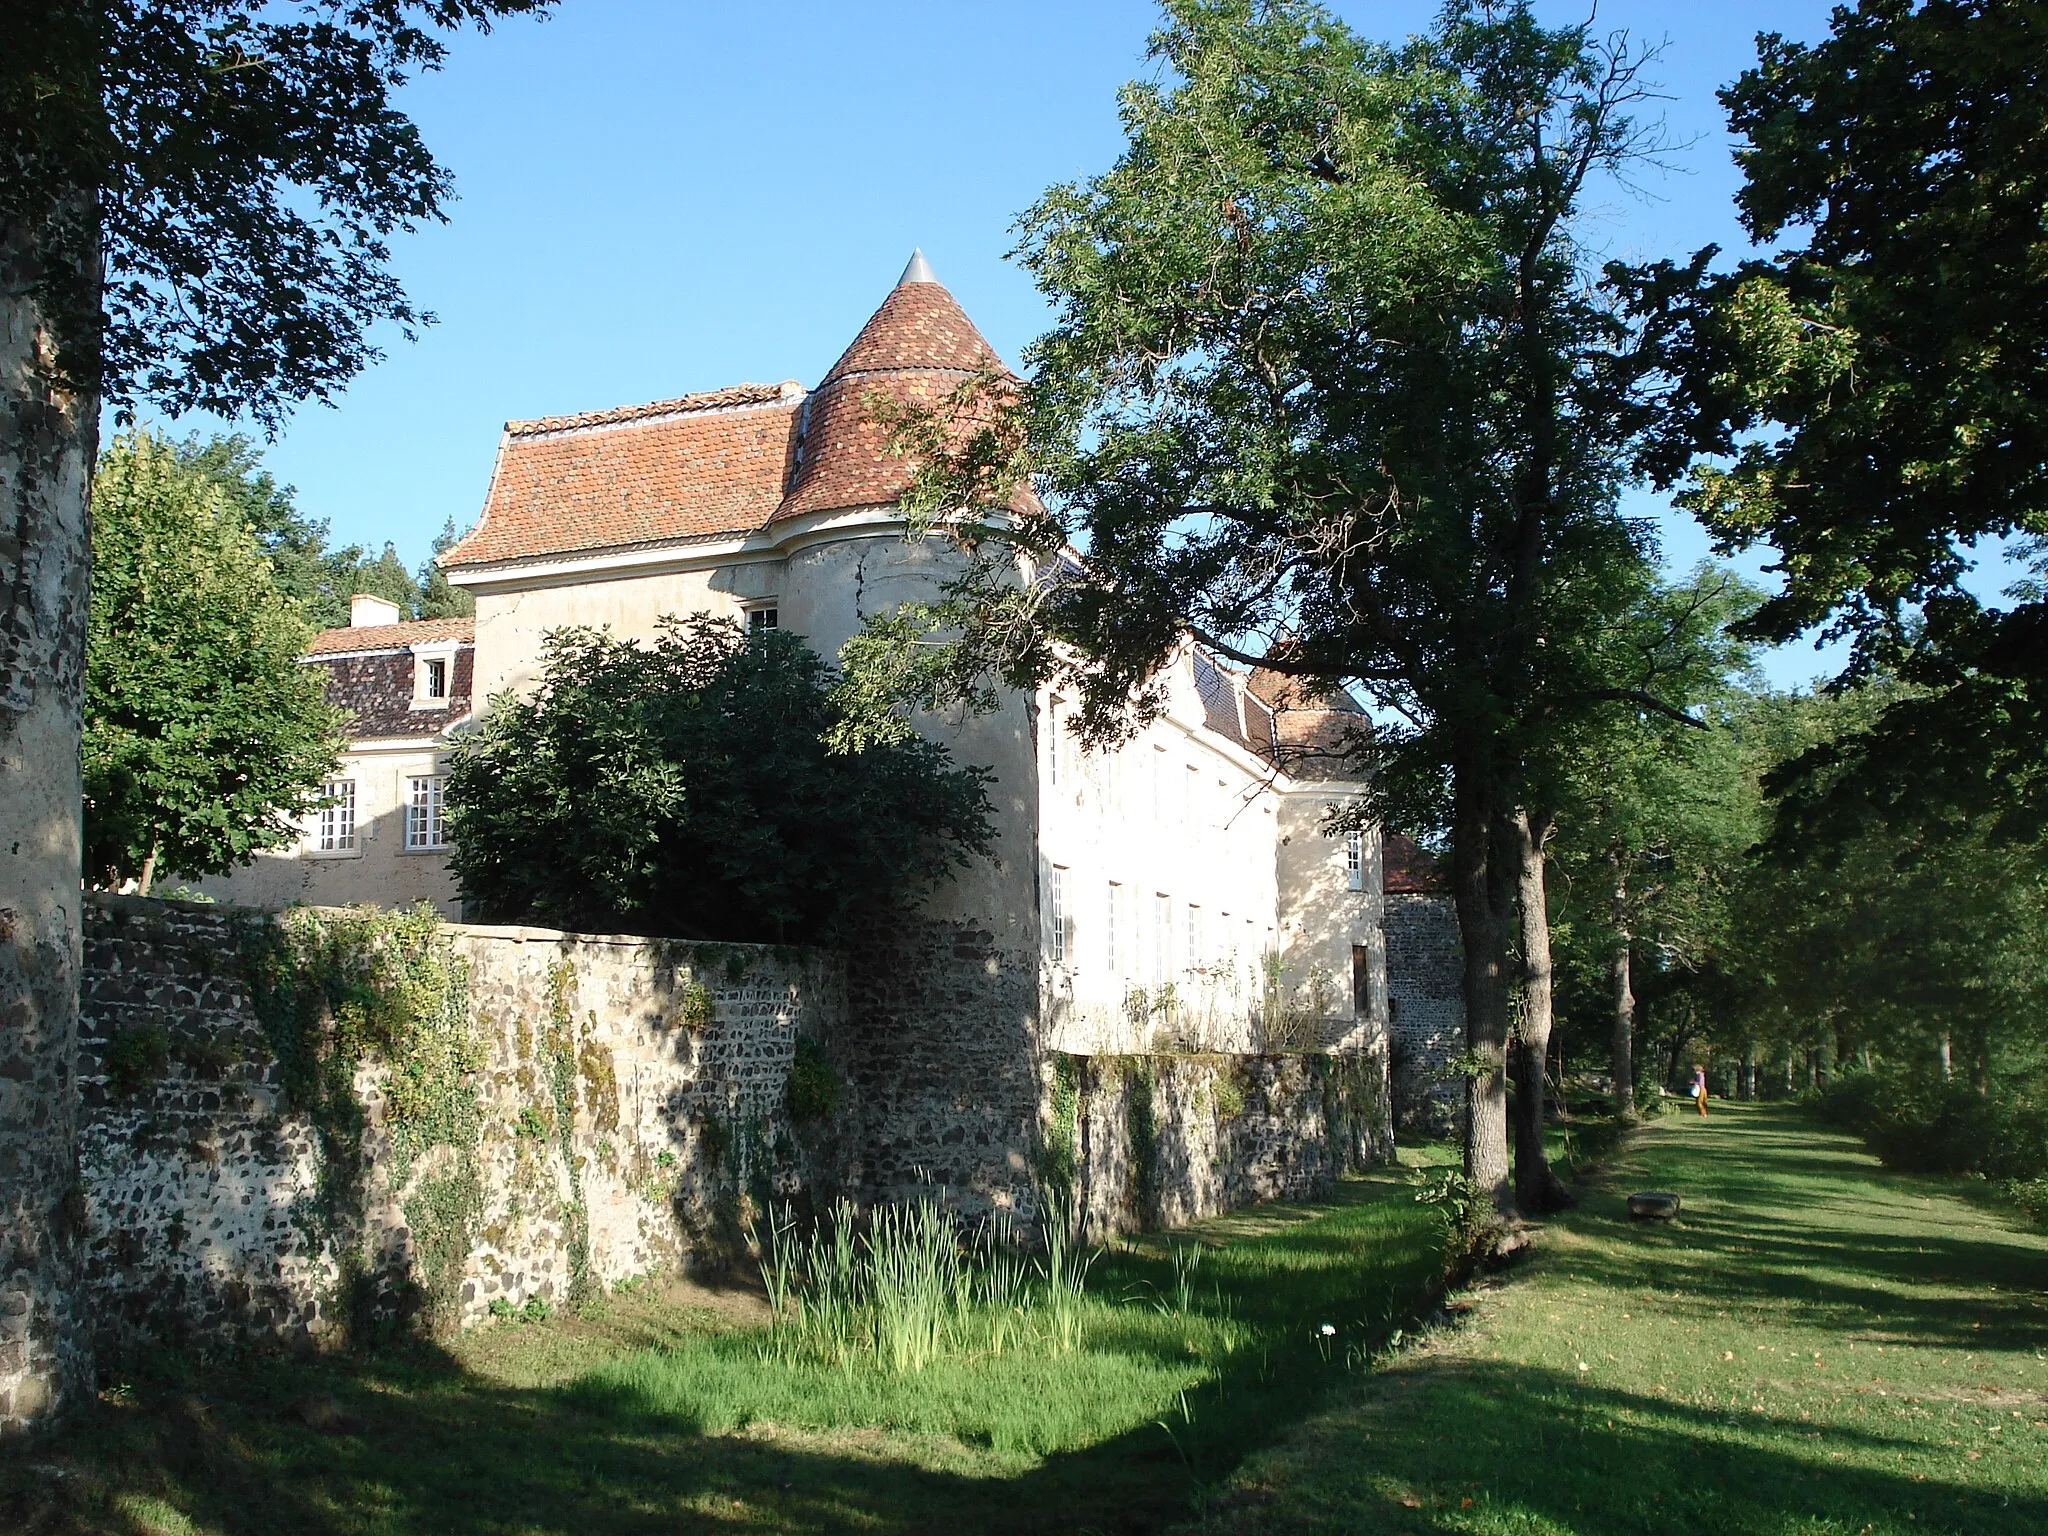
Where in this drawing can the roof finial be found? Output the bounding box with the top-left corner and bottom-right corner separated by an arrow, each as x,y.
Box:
897,248 -> 937,286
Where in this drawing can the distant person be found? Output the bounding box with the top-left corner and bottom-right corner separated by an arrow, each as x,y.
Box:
1692,1064 -> 1709,1119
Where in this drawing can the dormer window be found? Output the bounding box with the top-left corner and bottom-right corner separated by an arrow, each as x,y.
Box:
410,643 -> 460,710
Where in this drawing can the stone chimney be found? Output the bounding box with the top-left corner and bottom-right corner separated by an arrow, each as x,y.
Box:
350,593 -> 403,628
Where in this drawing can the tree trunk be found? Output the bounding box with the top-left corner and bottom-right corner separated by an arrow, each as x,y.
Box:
0,199 -> 98,1436
1939,1032 -> 1953,1084
136,840 -> 159,899
1609,849 -> 1634,1118
1509,809 -> 1571,1211
1740,1040 -> 1756,1101
1969,1024 -> 1990,1096
1449,756 -> 1513,1219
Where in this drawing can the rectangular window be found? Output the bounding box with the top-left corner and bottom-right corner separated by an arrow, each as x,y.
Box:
1046,698 -> 1060,788
405,774 -> 448,851
1047,865 -> 1069,964
1353,944 -> 1372,1016
316,779 -> 356,852
1346,830 -> 1365,891
1105,882 -> 1120,977
747,606 -> 779,633
1186,904 -> 1202,972
424,658 -> 448,699
1183,763 -> 1197,825
1152,746 -> 1167,821
1153,894 -> 1172,986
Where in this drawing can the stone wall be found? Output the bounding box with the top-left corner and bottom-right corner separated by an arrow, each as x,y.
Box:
74,896 -> 842,1358
71,896 -> 1395,1361
1053,1046 -> 1391,1243
830,915 -> 1043,1221
1385,892 -> 1465,1136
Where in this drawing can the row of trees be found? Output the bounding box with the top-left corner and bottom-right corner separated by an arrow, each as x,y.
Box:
835,0 -> 2048,1224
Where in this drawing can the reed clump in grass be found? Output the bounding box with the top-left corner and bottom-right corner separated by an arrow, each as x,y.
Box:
754,1195 -> 1099,1371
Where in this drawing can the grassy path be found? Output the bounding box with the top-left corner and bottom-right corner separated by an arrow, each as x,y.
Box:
1183,1102 -> 2048,1535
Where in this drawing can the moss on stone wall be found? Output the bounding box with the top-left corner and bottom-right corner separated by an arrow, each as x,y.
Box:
542,957 -> 593,1303
238,903 -> 484,1341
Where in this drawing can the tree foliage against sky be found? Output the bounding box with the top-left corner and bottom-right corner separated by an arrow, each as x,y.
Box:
3,0 -> 556,427
85,432 -> 344,890
1625,0 -> 2048,845
445,617 -> 995,946
842,0 -> 1701,1214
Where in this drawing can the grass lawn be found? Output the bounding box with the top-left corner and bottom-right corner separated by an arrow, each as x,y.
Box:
1182,1101 -> 2048,1535
2,1160 -> 1445,1535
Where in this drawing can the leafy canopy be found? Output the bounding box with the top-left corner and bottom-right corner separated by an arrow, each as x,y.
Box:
445,617 -> 995,945
1622,0 -> 2048,841
85,431 -> 345,886
2,0 -> 554,426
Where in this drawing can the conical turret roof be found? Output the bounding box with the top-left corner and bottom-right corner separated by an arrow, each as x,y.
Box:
777,252 -> 1025,522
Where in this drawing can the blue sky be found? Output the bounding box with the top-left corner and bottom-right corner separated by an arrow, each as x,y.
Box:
166,0 -> 1908,686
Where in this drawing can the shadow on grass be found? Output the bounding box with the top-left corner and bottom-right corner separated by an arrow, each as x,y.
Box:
1218,1355 -> 2048,1535
5,1172 -> 1444,1536
1565,1104 -> 2048,1355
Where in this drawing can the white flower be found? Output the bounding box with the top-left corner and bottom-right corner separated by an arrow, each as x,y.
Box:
1319,1323 -> 1337,1337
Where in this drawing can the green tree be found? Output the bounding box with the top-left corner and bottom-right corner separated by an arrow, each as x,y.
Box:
446,617 -> 994,945
1623,0 -> 2048,845
171,433 -> 374,629
85,431 -> 344,892
348,542 -> 425,616
1540,567 -> 1763,1116
416,518 -> 476,620
841,0 -> 1687,1216
2,0 -> 550,1427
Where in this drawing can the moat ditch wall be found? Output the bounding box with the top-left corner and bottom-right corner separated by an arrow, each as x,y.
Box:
74,895 -> 1390,1359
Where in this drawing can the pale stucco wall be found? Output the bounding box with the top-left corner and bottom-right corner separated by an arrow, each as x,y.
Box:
1275,791 -> 1385,1049
468,556 -> 786,701
783,532 -> 1040,952
1035,657 -> 1284,1054
195,742 -> 461,917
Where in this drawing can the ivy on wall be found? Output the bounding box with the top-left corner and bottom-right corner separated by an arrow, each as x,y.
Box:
239,902 -> 483,1340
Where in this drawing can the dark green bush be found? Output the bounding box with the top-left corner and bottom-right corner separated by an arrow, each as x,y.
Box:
1816,1069 -> 2048,1182
445,617 -> 993,944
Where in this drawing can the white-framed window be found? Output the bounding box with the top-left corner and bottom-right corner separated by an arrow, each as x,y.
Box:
1153,894 -> 1172,986
315,779 -> 356,853
1152,745 -> 1167,821
1105,882 -> 1121,977
1046,697 -> 1061,788
1186,904 -> 1202,971
1346,830 -> 1365,891
1183,763 -> 1197,825
1047,865 -> 1070,964
405,774 -> 448,851
411,644 -> 459,708
746,604 -> 780,634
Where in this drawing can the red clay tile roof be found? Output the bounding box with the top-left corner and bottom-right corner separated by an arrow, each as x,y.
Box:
440,274 -> 1037,569
1383,832 -> 1449,894
306,617 -> 475,656
818,280 -> 1006,386
1246,664 -> 1368,777
441,385 -> 804,569
778,280 -> 1035,523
